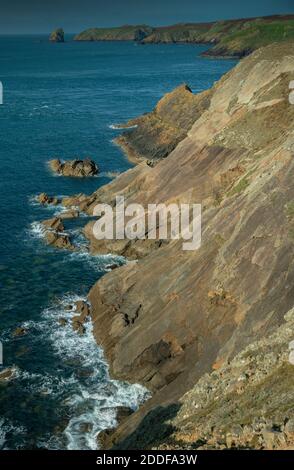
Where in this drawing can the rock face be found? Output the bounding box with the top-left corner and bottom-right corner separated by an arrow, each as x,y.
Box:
78,43 -> 294,447
49,28 -> 65,43
116,84 -> 211,163
113,308 -> 294,449
49,158 -> 99,177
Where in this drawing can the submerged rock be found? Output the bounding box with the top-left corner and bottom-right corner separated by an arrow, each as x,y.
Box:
49,28 -> 65,43
49,158 -> 99,177
12,327 -> 28,338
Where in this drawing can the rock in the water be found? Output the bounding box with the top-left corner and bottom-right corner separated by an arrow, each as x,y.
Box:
0,367 -> 17,382
58,317 -> 68,327
12,327 -> 28,337
37,193 -> 60,205
71,301 -> 91,335
45,231 -> 75,251
42,217 -> 64,232
49,158 -> 99,177
49,28 -> 65,43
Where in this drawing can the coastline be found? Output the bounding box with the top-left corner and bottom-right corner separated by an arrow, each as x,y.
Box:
113,135 -> 145,165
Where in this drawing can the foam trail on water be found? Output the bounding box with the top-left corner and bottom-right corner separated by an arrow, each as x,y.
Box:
40,294 -> 149,450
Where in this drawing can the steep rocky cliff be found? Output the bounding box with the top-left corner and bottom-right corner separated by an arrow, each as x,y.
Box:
52,42 -> 294,448
87,42 -> 294,446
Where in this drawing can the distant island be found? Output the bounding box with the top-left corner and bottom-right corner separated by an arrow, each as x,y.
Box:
73,14 -> 294,58
49,28 -> 65,42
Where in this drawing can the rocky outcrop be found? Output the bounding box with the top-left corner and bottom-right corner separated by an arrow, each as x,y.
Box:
80,43 -> 294,447
49,28 -> 65,43
37,193 -> 60,205
116,84 -> 211,162
49,158 -> 99,177
41,217 -> 76,251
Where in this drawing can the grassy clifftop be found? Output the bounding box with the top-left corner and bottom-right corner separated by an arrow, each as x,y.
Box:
75,15 -> 294,58
74,24 -> 152,41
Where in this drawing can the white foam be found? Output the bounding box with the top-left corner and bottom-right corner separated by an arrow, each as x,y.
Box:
109,124 -> 138,130
29,222 -> 46,239
0,418 -> 27,450
39,294 -> 150,450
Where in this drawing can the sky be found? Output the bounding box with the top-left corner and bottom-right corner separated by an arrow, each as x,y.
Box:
0,0 -> 294,34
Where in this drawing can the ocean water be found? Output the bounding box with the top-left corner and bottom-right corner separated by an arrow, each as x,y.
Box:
0,36 -> 236,449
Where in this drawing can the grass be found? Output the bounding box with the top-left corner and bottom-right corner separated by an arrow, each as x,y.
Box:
228,177 -> 250,196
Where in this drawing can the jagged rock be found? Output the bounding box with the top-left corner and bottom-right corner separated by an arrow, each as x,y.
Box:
58,317 -> 68,327
45,232 -> 75,251
37,193 -> 60,205
49,28 -> 65,43
42,217 -> 64,232
49,158 -> 99,177
71,301 -> 91,335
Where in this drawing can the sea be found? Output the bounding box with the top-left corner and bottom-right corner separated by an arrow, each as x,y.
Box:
0,35 -> 236,449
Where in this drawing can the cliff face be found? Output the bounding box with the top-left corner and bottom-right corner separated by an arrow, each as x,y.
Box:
78,43 -> 294,447
75,16 -> 294,58
116,84 -> 211,163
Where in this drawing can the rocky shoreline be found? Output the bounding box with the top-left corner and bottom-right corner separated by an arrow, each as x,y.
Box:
74,15 -> 294,59
35,42 -> 294,449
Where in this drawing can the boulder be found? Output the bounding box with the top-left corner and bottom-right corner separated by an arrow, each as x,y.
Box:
49,28 -> 65,43
49,158 -> 99,177
12,327 -> 28,337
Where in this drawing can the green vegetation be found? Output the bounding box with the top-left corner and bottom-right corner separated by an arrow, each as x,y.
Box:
285,201 -> 294,219
228,177 -> 250,196
75,15 -> 294,58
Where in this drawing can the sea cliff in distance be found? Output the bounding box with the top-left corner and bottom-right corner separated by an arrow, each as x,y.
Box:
74,14 -> 294,58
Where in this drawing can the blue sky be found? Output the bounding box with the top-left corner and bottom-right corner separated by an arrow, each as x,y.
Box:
1,0 -> 294,33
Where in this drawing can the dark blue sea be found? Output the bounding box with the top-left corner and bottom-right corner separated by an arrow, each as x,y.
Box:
0,36 -> 236,449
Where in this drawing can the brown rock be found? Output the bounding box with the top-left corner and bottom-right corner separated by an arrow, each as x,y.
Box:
42,217 -> 64,232
12,327 -> 28,337
49,158 -> 99,177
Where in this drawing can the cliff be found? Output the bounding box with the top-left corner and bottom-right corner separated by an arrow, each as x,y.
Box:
81,42 -> 294,447
49,42 -> 294,448
75,15 -> 294,58
115,84 -> 211,163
